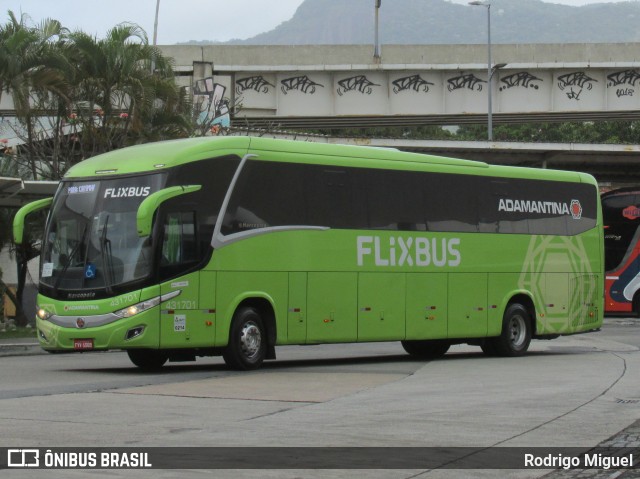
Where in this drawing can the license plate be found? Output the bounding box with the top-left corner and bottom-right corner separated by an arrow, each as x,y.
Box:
73,338 -> 94,350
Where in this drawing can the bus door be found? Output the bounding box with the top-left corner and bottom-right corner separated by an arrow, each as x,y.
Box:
158,211 -> 216,348
159,272 -> 215,348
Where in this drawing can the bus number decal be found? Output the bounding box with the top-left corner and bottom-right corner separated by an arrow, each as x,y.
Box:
110,293 -> 137,308
357,236 -> 461,267
165,300 -> 197,310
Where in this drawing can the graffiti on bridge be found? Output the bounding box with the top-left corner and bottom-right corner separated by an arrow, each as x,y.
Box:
557,72 -> 597,101
607,69 -> 640,98
392,74 -> 435,94
447,74 -> 485,92
281,75 -> 325,95
499,72 -> 543,91
337,75 -> 380,96
235,75 -> 275,95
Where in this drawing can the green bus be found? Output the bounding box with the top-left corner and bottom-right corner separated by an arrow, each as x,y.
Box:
14,137 -> 603,370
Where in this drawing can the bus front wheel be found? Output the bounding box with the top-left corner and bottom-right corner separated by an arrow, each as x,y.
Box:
127,349 -> 168,370
488,303 -> 532,357
223,306 -> 267,370
401,339 -> 450,359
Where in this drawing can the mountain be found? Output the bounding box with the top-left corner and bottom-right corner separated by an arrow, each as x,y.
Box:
211,0 -> 640,45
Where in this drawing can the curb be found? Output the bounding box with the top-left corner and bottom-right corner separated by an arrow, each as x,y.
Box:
0,342 -> 44,357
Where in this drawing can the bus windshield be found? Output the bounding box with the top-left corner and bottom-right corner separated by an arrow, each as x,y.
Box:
40,174 -> 167,295
603,190 -> 640,272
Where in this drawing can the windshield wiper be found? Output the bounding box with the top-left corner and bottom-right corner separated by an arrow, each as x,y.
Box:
100,214 -> 115,294
53,224 -> 88,295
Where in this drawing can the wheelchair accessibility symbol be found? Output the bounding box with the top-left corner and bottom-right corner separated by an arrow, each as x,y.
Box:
85,263 -> 96,279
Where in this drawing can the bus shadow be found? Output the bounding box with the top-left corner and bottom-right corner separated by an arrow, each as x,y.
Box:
63,344 -> 600,376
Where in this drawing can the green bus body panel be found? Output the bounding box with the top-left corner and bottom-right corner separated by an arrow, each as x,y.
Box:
307,273 -> 357,343
33,137 -> 604,355
287,272 -> 307,344
63,137 -> 251,178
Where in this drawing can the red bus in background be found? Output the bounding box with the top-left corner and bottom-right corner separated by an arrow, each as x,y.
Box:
603,188 -> 640,316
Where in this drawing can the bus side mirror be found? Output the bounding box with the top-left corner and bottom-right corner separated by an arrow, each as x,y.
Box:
136,185 -> 202,237
13,197 -> 53,245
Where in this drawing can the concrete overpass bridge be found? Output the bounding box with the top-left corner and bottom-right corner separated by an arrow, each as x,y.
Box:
2,43 -> 640,184
156,43 -> 640,185
161,43 -> 640,129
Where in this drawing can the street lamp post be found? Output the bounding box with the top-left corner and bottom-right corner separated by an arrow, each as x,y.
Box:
374,0 -> 381,62
469,1 -> 495,141
153,0 -> 161,46
151,0 -> 161,73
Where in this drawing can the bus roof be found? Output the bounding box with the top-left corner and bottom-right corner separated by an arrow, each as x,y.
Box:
62,136 -> 594,185
602,187 -> 640,198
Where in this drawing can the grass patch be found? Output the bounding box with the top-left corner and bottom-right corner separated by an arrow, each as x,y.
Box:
0,326 -> 38,340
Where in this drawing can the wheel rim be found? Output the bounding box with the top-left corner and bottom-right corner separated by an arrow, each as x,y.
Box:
508,314 -> 527,348
239,320 -> 262,360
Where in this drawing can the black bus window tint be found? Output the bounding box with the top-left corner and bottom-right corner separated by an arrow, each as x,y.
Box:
166,156 -> 240,250
424,173 -> 479,233
305,167 -> 368,229
479,179 -> 500,233
221,161 -> 307,235
366,169 -> 425,231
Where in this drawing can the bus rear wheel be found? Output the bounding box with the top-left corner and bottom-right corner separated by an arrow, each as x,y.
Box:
634,292 -> 640,318
487,303 -> 532,357
223,306 -> 267,370
127,349 -> 168,370
401,339 -> 450,359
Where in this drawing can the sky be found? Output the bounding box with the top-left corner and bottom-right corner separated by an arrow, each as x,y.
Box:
1,0 -> 638,44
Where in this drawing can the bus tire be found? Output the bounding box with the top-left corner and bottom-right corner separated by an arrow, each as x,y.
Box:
223,306 -> 266,370
127,349 -> 168,370
401,339 -> 450,359
634,292 -> 640,318
489,303 -> 532,357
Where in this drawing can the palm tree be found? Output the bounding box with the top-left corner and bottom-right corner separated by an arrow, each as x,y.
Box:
67,23 -> 188,156
0,11 -> 70,179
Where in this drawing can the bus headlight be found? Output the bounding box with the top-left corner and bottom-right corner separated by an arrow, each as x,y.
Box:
113,297 -> 161,318
37,307 -> 52,321
113,290 -> 181,319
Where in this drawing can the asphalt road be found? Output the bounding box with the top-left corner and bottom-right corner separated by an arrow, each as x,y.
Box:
1,316 -> 639,479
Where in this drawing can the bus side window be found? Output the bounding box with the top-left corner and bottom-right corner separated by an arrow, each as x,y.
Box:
161,211 -> 198,268
221,160 -> 307,234
366,169 -> 425,231
306,168 -> 367,229
424,173 -> 479,233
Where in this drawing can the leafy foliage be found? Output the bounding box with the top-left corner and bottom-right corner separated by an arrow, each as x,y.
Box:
0,12 -> 198,324
0,12 -> 195,181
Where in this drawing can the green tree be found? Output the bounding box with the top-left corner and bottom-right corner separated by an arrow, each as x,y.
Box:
0,14 -> 195,324
0,11 -> 70,179
64,23 -> 190,158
